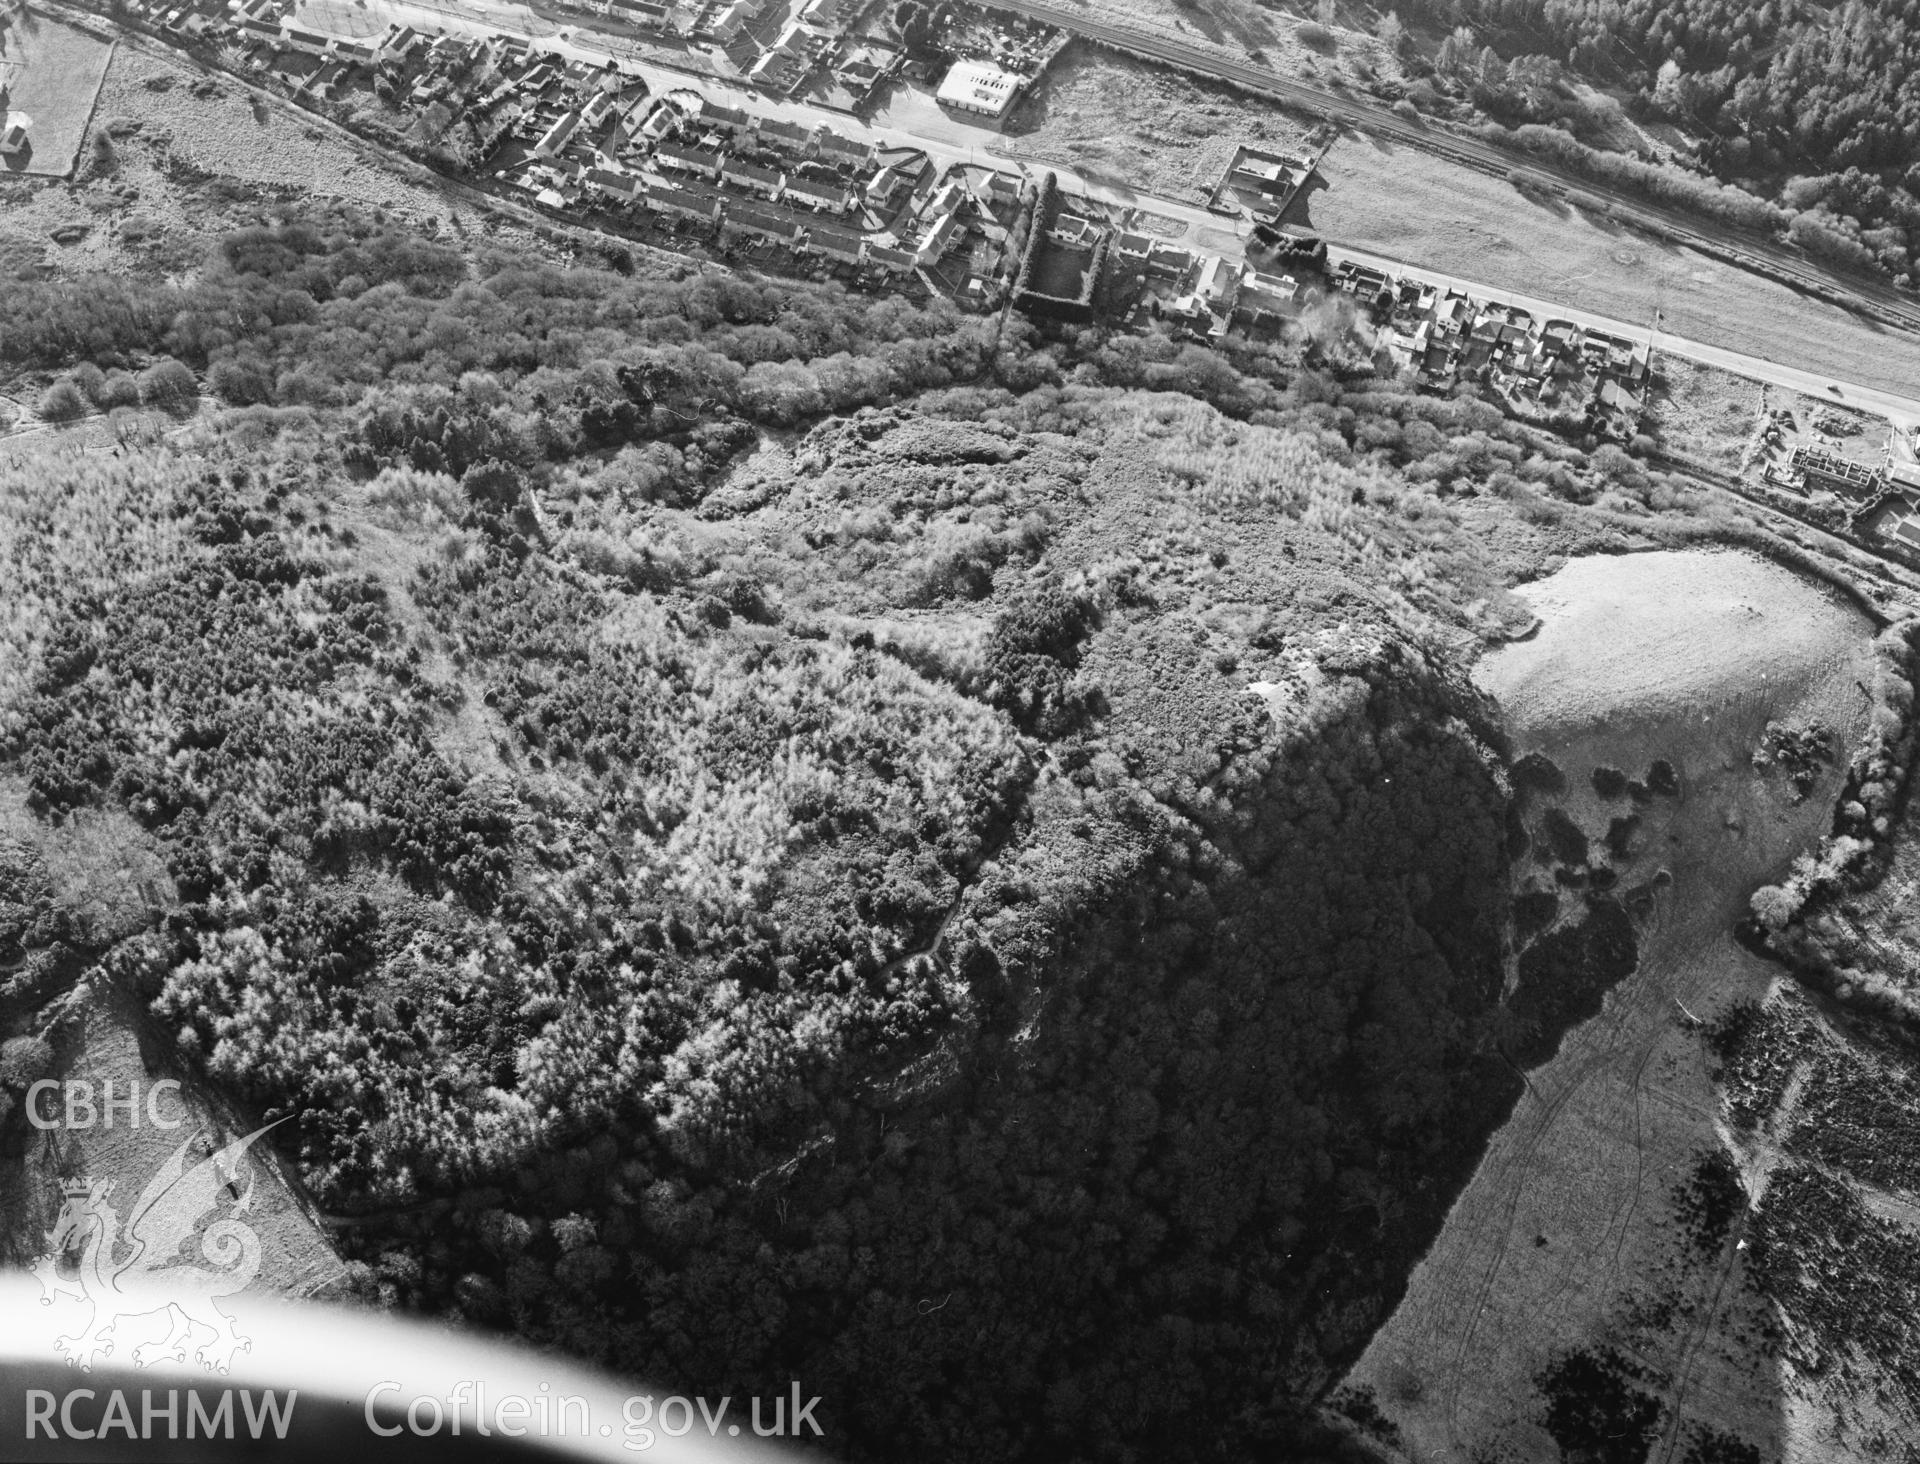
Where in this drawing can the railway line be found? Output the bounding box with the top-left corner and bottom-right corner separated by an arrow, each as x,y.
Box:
990,0 -> 1920,337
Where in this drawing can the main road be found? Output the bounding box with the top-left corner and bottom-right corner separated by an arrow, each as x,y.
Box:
1330,243 -> 1920,429
987,0 -> 1920,337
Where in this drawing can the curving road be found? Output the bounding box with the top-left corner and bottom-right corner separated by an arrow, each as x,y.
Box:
989,0 -> 1920,336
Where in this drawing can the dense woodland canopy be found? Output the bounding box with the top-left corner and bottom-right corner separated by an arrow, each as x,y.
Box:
1400,0 -> 1920,279
0,208 -> 1721,1461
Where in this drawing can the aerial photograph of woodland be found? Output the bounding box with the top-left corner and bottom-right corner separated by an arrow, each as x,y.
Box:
7,0 -> 1920,1460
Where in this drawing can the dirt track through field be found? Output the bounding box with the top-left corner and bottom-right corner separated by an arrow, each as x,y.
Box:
1347,548 -> 1876,1463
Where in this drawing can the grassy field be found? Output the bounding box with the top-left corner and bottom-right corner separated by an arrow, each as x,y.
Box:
1350,548 -> 1878,1463
0,14 -> 113,179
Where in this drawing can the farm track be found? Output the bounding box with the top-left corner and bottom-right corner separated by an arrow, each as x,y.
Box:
1440,882 -> 1680,1452
991,0 -> 1920,337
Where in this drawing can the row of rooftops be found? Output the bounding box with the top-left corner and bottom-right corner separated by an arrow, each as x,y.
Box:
1343,264 -> 1652,381
644,143 -> 854,210
576,166 -> 916,268
670,96 -> 878,167
1317,263 -> 1650,432
128,0 -> 993,301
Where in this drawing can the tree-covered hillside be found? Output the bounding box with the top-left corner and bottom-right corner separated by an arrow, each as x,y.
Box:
0,207 -> 1732,1461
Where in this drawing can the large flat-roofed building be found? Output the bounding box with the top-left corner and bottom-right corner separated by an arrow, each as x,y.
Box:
935,60 -> 1022,123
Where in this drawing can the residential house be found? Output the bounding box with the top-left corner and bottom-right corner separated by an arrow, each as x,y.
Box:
757,118 -> 816,156
649,181 -> 726,225
815,128 -> 874,169
706,0 -> 766,42
723,158 -> 785,198
535,110 -> 584,159
833,43 -> 894,103
804,221 -> 866,265
866,165 -> 911,209
1194,255 -> 1241,312
580,91 -> 618,130
798,0 -> 857,25
784,173 -> 851,212
690,98 -> 753,140
608,0 -> 670,25
654,142 -> 724,179
750,47 -> 813,94
1144,245 -> 1194,280
1234,271 -> 1298,321
726,201 -> 805,246
862,242 -> 916,274
639,100 -> 682,142
587,166 -> 645,202
1048,211 -> 1102,248
379,25 -> 427,62
916,209 -> 963,265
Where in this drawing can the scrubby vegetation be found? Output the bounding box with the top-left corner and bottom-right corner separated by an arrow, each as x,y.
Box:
1749,620 -> 1920,1024
1673,1149 -> 1744,1259
0,203 -> 1823,1462
1753,719 -> 1833,800
1534,1346 -> 1664,1464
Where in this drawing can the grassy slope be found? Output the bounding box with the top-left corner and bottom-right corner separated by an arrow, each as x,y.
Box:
1351,550 -> 1897,1464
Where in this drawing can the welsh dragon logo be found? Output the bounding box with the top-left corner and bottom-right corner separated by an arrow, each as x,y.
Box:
29,1122 -> 283,1373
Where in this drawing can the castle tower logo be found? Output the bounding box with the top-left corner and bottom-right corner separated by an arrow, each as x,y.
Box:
28,1121 -> 284,1374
